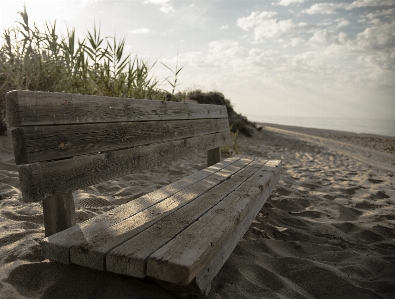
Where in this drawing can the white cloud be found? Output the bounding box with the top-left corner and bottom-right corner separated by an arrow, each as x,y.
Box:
336,18 -> 351,28
173,31 -> 394,119
364,8 -> 395,19
277,0 -> 306,6
304,3 -> 346,15
143,0 -> 174,13
355,20 -> 395,51
237,11 -> 294,41
220,25 -> 229,30
348,0 -> 395,9
129,28 -> 150,34
79,0 -> 98,8
143,0 -> 170,4
237,11 -> 278,30
290,37 -> 305,46
309,29 -> 348,45
159,6 -> 174,13
304,0 -> 395,14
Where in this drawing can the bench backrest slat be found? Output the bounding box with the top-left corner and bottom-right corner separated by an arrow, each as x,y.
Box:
6,90 -> 231,202
6,90 -> 226,126
19,132 -> 230,202
6,91 -> 231,203
11,118 -> 230,165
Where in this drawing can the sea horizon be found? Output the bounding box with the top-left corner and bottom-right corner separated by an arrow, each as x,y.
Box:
250,115 -> 395,138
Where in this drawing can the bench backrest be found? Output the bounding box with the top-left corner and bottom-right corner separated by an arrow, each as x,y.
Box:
6,90 -> 231,202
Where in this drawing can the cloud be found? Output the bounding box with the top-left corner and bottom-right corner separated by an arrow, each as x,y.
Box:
355,20 -> 395,52
79,0 -> 98,8
143,0 -> 174,13
276,0 -> 306,6
309,29 -> 348,45
304,3 -> 346,15
160,6 -> 174,13
348,0 -> 395,9
174,34 -> 393,120
237,11 -> 278,30
237,11 -> 294,41
220,25 -> 229,30
129,28 -> 150,34
336,18 -> 351,28
364,8 -> 395,19
304,0 -> 395,14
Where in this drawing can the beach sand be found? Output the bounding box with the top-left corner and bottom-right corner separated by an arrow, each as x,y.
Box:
1,123 -> 394,298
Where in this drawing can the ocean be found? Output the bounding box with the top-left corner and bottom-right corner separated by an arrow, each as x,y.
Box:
250,115 -> 395,138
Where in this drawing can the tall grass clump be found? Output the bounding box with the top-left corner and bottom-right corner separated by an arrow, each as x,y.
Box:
0,6 -> 173,134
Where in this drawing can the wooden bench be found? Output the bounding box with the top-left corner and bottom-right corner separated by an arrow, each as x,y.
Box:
5,90 -> 281,295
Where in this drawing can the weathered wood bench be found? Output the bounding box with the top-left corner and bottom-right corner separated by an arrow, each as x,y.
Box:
6,90 -> 281,295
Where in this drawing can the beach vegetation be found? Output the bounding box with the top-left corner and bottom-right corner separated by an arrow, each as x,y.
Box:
184,89 -> 257,137
0,5 -> 258,146
220,127 -> 242,157
0,5 -> 170,133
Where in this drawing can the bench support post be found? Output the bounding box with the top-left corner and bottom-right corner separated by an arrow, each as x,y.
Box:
207,147 -> 221,167
42,191 -> 76,237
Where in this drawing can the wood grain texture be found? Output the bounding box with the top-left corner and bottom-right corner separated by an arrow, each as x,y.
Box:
207,147 -> 221,167
5,90 -> 227,127
105,158 -> 264,278
42,192 -> 76,237
40,157 -> 239,264
11,118 -> 229,165
194,161 -> 281,292
146,160 -> 281,286
146,161 -> 279,297
68,158 -> 252,271
19,132 -> 231,202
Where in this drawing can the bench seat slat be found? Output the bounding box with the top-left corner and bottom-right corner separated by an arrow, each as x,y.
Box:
194,162 -> 281,292
146,160 -> 281,286
12,118 -> 230,165
40,157 -> 240,264
6,90 -> 227,127
19,132 -> 231,202
105,158 -> 267,278
68,158 -> 253,270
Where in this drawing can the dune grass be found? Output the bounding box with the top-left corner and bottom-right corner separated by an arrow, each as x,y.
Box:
0,6 -> 173,99
0,5 -> 185,134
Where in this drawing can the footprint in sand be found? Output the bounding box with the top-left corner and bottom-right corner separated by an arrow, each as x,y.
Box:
2,210 -> 43,224
275,186 -> 293,196
355,200 -> 376,210
291,210 -> 330,219
368,191 -> 390,200
343,186 -> 364,196
368,178 -> 384,184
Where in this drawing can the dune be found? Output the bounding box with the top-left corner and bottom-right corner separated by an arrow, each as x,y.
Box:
1,123 -> 394,298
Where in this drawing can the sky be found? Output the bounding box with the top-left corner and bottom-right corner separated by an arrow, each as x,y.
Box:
1,0 -> 394,122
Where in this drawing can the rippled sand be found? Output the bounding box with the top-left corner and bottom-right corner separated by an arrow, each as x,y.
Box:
1,124 -> 394,299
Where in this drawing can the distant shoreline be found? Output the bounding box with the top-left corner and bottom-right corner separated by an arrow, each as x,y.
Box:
254,121 -> 395,140
250,115 -> 395,138
256,122 -> 395,158
256,122 -> 395,139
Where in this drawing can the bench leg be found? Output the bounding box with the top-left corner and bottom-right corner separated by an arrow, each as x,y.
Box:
207,147 -> 221,167
42,191 -> 76,237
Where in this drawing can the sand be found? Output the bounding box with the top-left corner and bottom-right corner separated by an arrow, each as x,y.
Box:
1,123 -> 394,298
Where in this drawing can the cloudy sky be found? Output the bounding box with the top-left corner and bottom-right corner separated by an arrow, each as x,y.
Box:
1,0 -> 394,121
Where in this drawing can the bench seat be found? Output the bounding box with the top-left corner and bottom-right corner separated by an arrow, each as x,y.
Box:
41,157 -> 281,294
